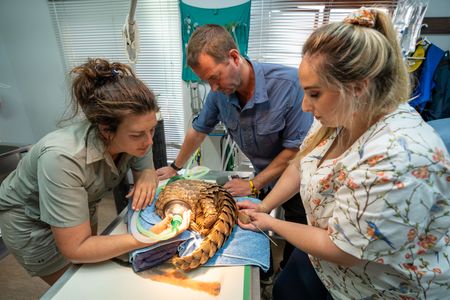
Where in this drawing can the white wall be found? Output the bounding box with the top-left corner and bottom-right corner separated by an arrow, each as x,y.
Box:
0,0 -> 67,144
424,0 -> 450,51
0,34 -> 33,144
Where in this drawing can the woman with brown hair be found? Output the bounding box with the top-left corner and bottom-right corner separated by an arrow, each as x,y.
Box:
0,58 -> 188,285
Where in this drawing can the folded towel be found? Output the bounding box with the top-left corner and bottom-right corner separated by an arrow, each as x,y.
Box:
131,240 -> 182,272
128,195 -> 270,272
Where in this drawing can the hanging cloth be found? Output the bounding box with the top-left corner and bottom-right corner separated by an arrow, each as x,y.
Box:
179,0 -> 251,82
409,43 -> 445,111
421,51 -> 450,121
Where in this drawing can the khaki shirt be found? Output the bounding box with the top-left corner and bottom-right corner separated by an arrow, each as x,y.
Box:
0,121 -> 154,228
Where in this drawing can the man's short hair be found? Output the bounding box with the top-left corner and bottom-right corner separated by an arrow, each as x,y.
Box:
187,24 -> 238,68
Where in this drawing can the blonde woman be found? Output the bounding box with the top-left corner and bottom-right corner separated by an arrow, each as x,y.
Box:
238,9 -> 450,299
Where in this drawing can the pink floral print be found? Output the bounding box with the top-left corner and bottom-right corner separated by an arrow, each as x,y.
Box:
299,104 -> 450,299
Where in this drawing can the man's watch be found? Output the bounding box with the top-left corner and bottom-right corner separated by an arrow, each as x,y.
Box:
170,161 -> 182,171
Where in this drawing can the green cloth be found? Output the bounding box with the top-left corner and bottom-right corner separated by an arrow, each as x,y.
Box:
0,120 -> 154,228
180,0 -> 251,82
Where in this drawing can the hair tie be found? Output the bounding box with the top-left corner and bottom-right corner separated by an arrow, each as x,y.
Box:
344,9 -> 375,28
111,69 -> 119,77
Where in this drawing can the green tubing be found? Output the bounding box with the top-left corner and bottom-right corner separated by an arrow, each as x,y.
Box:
136,212 -> 184,241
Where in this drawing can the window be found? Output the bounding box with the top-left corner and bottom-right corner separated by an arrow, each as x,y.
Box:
49,0 -> 397,161
48,0 -> 184,161
248,0 -> 396,67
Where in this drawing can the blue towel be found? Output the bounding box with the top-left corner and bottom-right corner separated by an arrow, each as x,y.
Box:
128,195 -> 270,272
410,44 -> 445,111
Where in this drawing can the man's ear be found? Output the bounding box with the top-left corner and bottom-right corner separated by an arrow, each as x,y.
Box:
229,49 -> 240,66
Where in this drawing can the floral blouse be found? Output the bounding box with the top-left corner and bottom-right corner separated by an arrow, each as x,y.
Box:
300,104 -> 450,299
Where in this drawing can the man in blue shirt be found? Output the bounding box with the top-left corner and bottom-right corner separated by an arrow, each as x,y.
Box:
156,24 -> 314,283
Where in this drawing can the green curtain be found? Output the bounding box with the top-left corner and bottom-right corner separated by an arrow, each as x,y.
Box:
179,0 -> 251,82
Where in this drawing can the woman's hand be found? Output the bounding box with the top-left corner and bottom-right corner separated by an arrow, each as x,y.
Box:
237,210 -> 274,232
237,200 -> 273,231
135,210 -> 192,246
160,210 -> 191,237
236,200 -> 268,213
127,169 -> 158,210
150,210 -> 191,235
155,166 -> 178,180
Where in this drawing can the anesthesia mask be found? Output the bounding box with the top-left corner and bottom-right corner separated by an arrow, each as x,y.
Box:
132,200 -> 191,243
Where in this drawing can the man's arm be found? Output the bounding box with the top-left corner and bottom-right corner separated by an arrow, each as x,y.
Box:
225,68 -> 311,196
156,128 -> 207,180
251,148 -> 298,191
223,147 -> 298,196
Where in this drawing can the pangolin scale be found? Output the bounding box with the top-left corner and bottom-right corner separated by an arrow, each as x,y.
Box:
155,179 -> 238,271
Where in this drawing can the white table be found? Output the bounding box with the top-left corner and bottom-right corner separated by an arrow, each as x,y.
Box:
42,171 -> 260,300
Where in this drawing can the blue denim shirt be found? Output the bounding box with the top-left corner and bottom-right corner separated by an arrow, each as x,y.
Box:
193,61 -> 313,182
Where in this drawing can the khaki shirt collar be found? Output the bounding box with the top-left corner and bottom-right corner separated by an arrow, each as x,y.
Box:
85,126 -> 120,176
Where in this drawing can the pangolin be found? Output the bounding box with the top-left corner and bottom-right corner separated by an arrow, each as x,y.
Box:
155,179 -> 238,271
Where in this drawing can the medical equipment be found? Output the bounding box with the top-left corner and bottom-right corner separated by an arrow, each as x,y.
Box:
130,208 -> 191,243
392,0 -> 429,56
123,0 -> 139,64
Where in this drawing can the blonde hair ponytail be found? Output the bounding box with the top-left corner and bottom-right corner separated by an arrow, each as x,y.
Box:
294,8 -> 410,164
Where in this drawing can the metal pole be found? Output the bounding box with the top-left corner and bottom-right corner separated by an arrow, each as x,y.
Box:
128,0 -> 138,42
